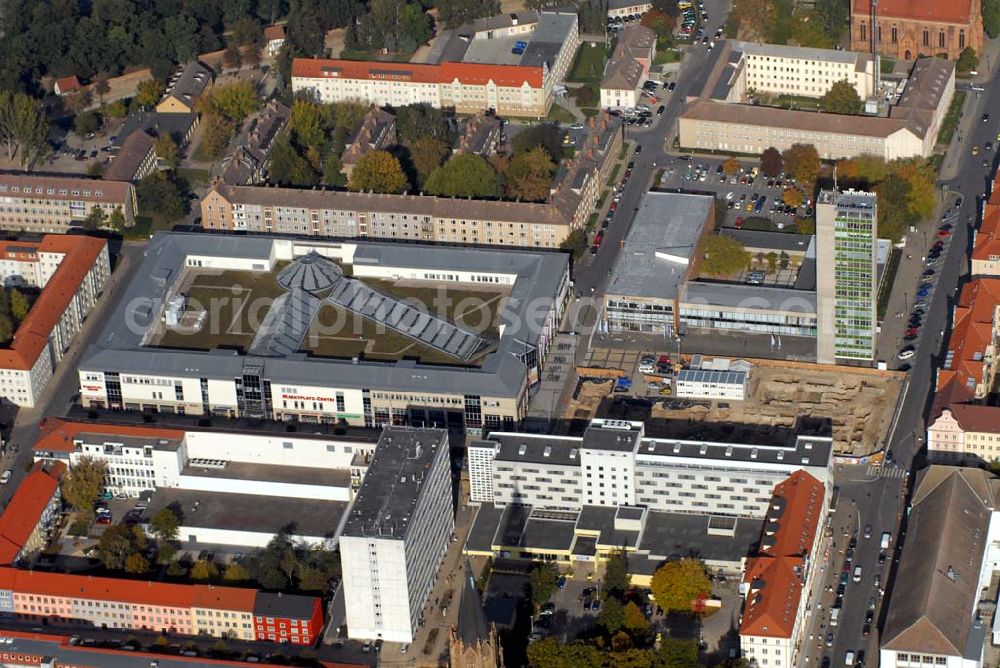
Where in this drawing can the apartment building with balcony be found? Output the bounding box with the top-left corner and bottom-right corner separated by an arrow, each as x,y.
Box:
0,174 -> 136,232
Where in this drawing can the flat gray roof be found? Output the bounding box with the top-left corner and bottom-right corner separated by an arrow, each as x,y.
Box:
635,510 -> 763,571
721,229 -> 814,253
141,488 -> 348,539
491,433 -> 581,466
181,460 -> 352,487
681,281 -> 818,313
341,427 -> 448,540
733,40 -> 868,66
79,232 -> 568,399
676,369 -> 747,385
606,192 -> 713,301
638,434 -> 832,469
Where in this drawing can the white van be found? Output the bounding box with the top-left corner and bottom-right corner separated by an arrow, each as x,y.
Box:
880,532 -> 891,549
830,607 -> 840,626
845,651 -> 856,666
853,565 -> 863,582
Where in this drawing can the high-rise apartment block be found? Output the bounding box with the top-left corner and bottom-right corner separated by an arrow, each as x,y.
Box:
340,428 -> 454,643
816,190 -> 878,364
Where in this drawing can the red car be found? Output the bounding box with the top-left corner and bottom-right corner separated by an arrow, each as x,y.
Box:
658,355 -> 670,365
937,229 -> 952,237
734,216 -> 745,229
609,201 -> 618,211
594,232 -> 604,246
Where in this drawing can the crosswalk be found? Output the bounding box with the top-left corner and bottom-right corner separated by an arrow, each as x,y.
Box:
865,464 -> 907,479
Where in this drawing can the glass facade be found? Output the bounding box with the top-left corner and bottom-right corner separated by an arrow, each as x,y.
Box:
832,208 -> 876,359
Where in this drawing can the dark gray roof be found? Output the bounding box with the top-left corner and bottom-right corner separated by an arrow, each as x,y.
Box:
606,192 -> 713,301
676,369 -> 747,385
0,635 -> 278,667
634,510 -> 763,571
341,427 -> 448,540
637,434 -> 831,470
115,111 -> 198,147
465,502 -> 506,552
490,433 -> 581,466
253,591 -> 318,619
575,506 -> 641,548
581,421 -> 643,452
103,130 -> 154,181
141,488 -> 347,539
456,560 -> 492,646
518,514 -> 577,550
163,61 -> 213,107
518,11 -> 576,69
721,229 -> 813,253
881,466 -> 1000,656
78,232 -> 568,399
682,281 -> 818,312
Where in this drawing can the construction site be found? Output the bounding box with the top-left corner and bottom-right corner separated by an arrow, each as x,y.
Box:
564,347 -> 904,456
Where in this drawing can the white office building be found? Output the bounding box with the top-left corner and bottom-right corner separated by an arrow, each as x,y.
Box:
468,419 -> 832,517
340,428 -> 454,643
674,369 -> 748,401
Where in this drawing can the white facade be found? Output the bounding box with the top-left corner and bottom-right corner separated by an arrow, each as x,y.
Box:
600,86 -> 640,110
741,46 -> 874,100
674,369 -> 748,401
741,635 -> 794,668
340,429 -> 454,643
469,421 -> 832,518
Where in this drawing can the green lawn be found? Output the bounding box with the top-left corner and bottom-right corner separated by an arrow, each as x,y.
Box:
177,168 -> 211,187
654,50 -> 682,66
937,91 -> 966,147
545,103 -> 577,124
567,43 -> 608,83
773,94 -> 824,112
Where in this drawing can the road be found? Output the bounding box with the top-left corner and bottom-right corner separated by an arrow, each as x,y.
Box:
800,62 -> 1000,668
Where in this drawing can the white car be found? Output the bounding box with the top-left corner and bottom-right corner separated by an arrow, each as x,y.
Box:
897,347 -> 916,360
0,470 -> 11,485
725,191 -> 734,200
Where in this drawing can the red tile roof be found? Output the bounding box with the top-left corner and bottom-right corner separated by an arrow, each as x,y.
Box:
0,235 -> 107,371
0,567 -> 258,611
292,58 -> 544,89
934,278 -> 1000,412
851,0 -> 974,24
0,461 -> 64,564
55,75 -> 81,93
264,25 -> 286,41
972,205 -> 1000,262
740,471 -> 825,640
33,418 -> 185,454
941,403 -> 1000,433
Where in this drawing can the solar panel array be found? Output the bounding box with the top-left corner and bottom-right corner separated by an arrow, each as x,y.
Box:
248,287 -> 322,357
326,279 -> 492,361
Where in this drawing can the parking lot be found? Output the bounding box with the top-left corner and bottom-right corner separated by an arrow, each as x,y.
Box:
658,156 -> 813,232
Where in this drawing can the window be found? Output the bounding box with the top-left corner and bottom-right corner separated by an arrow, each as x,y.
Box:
859,23 -> 866,41
960,30 -> 965,50
939,31 -> 945,48
891,25 -> 897,43
923,29 -> 929,46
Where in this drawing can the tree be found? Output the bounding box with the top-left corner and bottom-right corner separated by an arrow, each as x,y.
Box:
395,104 -> 452,144
322,152 -> 346,187
62,457 -> 107,517
150,507 -> 180,543
223,562 -> 251,582
9,289 -> 29,322
136,79 -> 165,108
102,100 -> 128,119
649,558 -> 712,614
108,208 -> 127,232
526,638 -> 604,668
74,111 -> 100,137
528,561 -> 558,611
86,161 -> 104,178
602,548 -> 630,600
957,47 -> 979,72
876,173 -> 916,240
424,154 -> 500,198
230,16 -> 263,46
191,559 -> 219,581
760,146 -> 783,177
782,187 -> 804,207
154,134 -> 179,168
94,75 -> 111,104
408,136 -> 451,187
698,234 -> 748,277
200,81 -> 260,123
782,143 -> 820,184
269,136 -> 318,186
0,92 -> 49,168
136,172 -> 186,222
819,79 -> 861,115
986,0 -> 1000,38
97,524 -> 137,570
437,0 -> 501,28
641,9 -> 676,39
653,638 -> 700,668
623,601 -> 649,635
223,44 -> 243,70
348,150 -> 408,193
560,228 -> 589,258
721,157 -> 741,176
511,124 -> 564,160
598,596 -> 625,633
506,146 -> 556,202
0,313 -> 13,344
125,552 -> 150,574
198,113 -> 236,160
